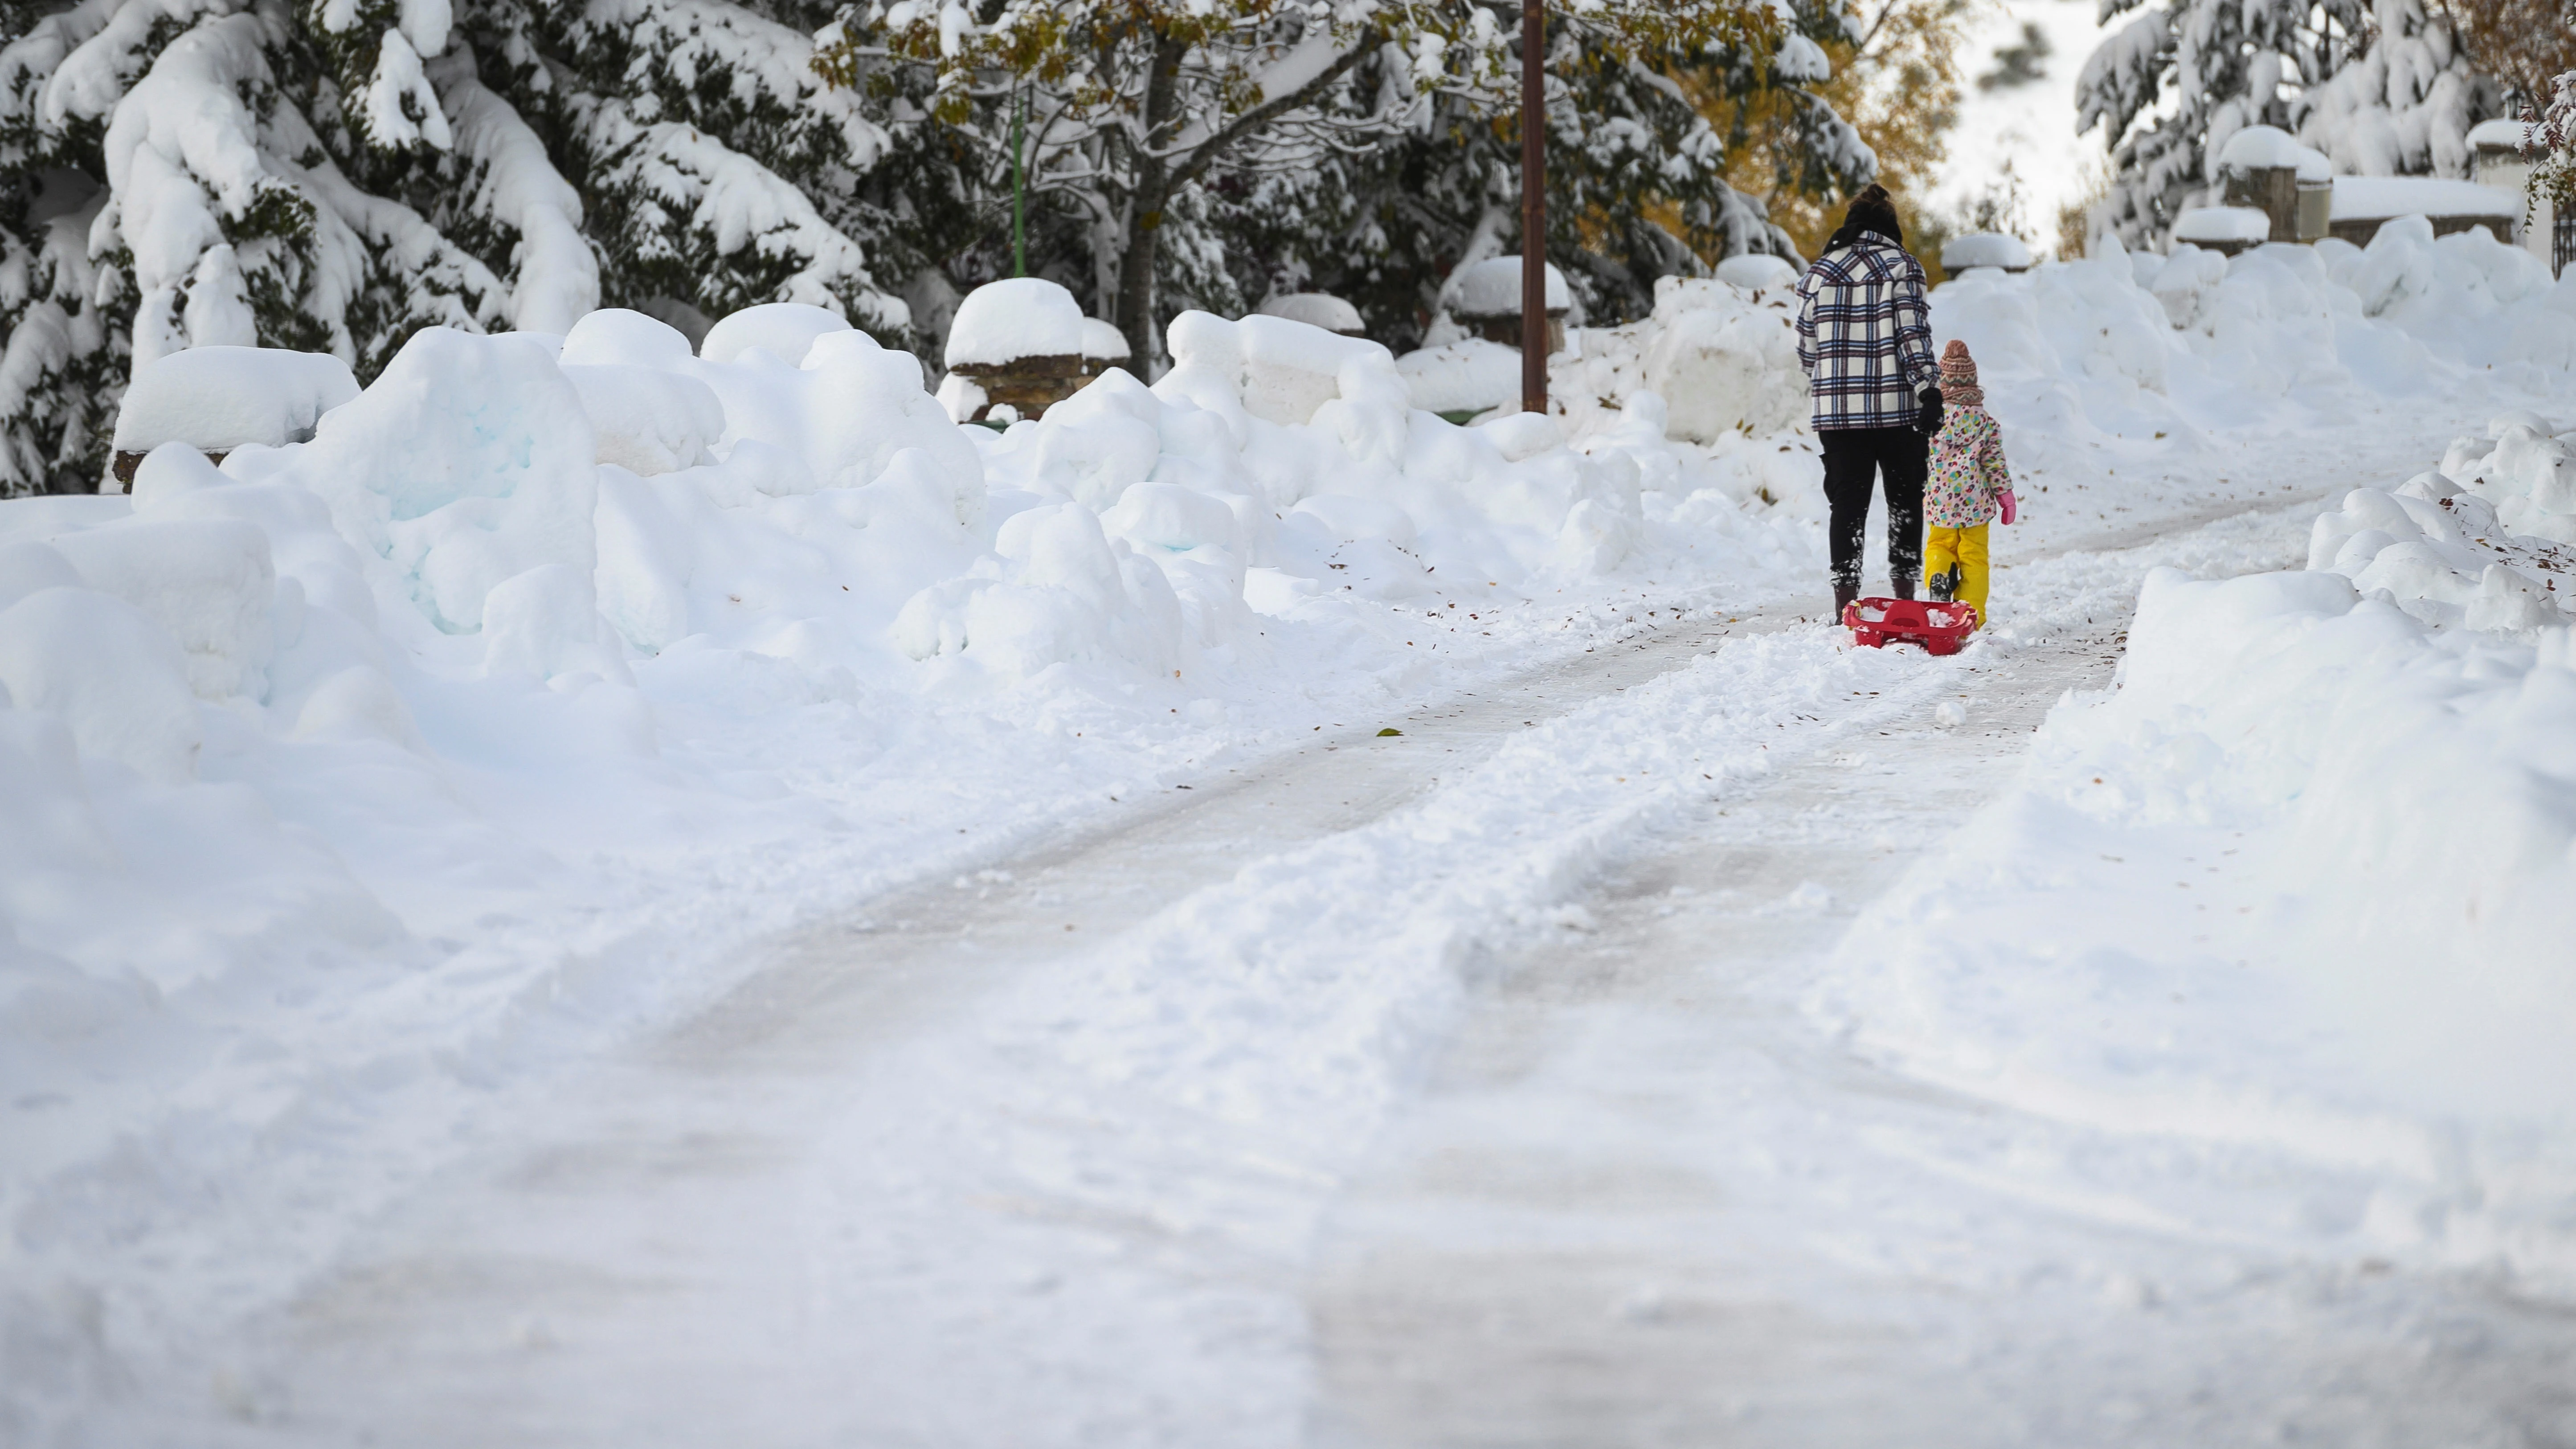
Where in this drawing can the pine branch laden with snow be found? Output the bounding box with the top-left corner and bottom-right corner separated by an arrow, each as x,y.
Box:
815,0 -> 1811,367
2075,0 -> 2500,248
0,0 -> 913,497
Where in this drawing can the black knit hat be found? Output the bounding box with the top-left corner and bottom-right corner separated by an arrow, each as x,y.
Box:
1838,184 -> 1904,248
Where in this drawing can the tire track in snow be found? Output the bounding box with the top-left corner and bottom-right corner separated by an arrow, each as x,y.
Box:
227,609 -> 1959,1445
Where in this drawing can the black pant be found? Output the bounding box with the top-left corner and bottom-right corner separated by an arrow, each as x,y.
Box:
1820,427 -> 1926,594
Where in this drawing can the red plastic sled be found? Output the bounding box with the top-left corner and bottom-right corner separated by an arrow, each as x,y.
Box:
1843,597 -> 1979,655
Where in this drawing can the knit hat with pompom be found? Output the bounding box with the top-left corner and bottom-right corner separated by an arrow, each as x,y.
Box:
1939,339 -> 1983,409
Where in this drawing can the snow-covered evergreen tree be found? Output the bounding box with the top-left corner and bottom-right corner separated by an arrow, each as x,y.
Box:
822,0 -> 1843,367
2076,0 -> 2500,246
1197,16 -> 1867,352
1,0 -> 909,495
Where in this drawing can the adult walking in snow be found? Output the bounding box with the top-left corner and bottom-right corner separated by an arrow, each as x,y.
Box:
1793,184 -> 1943,614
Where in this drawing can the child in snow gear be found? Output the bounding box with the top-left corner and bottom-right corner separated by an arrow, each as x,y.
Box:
1921,340 -> 2016,626
1795,184 -> 1941,614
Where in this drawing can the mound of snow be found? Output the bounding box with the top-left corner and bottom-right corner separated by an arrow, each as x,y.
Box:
1258,293 -> 1365,335
2329,178 -> 2519,222
2306,418 -> 2576,635
2172,206 -> 2272,245
1940,233 -> 2033,271
2467,118 -> 2535,150
112,346 -> 359,454
1453,256 -> 1570,316
560,308 -> 698,368
1821,558 -> 2576,1298
1928,224 -> 2574,440
1166,311 -> 1407,431
1080,318 -> 1130,363
1516,276 -> 1807,447
1713,254 -> 1801,292
698,303 -> 853,367
2215,123 -> 2306,172
947,278 -> 1086,368
0,586 -> 203,783
1395,339 -> 1522,416
290,328 -> 601,636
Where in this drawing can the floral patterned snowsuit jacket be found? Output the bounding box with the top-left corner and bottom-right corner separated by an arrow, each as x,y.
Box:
1926,405 -> 2011,528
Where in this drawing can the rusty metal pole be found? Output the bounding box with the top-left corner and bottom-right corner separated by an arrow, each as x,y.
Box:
1520,0 -> 1547,416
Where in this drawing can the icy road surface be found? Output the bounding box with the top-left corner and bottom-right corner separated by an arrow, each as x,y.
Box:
191,441 -> 2573,1446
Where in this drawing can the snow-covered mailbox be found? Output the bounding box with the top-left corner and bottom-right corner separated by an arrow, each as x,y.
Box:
2214,125 -> 2332,243
1451,256 -> 1570,354
109,345 -> 358,490
2471,119 -> 2561,276
1256,292 -> 1367,338
1938,233 -> 2033,274
2169,205 -> 2274,257
937,277 -> 1090,424
2328,176 -> 2521,248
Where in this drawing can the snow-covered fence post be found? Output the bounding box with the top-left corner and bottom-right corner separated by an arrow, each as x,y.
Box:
2214,126 -> 2328,243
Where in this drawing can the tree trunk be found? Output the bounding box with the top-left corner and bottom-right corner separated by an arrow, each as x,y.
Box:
1116,33 -> 1188,375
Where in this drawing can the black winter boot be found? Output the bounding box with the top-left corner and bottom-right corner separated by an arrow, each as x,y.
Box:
1832,581 -> 1858,617
1927,564 -> 1962,603
1890,573 -> 1916,601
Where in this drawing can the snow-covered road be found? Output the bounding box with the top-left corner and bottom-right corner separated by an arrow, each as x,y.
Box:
69,417 -> 2568,1446
1307,511 -> 2576,1448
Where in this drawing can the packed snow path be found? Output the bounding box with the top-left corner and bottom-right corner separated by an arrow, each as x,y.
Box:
1304,557 -> 2576,1447
177,442 -> 2569,1445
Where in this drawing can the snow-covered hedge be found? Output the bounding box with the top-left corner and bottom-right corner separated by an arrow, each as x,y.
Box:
0,0 -> 914,497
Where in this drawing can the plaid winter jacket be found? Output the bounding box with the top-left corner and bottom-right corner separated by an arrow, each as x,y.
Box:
1794,236 -> 1939,431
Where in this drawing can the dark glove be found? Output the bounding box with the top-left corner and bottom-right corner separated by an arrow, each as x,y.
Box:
1917,385 -> 1944,436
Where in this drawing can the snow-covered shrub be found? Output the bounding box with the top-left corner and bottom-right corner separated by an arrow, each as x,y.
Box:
2078,0 -> 2502,247
0,0 -> 913,498
2306,411 -> 2576,637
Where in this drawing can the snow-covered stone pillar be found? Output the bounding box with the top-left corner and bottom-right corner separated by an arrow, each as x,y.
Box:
936,278 -> 1089,425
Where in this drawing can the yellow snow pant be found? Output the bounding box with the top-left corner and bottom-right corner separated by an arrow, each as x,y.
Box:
1922,523 -> 1991,627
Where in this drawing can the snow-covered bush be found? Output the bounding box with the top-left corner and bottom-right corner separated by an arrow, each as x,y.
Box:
0,0 -> 912,497
2077,0 -> 2501,246
2304,411 -> 2576,637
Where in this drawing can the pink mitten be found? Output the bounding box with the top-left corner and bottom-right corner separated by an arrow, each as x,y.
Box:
1997,490 -> 2018,525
